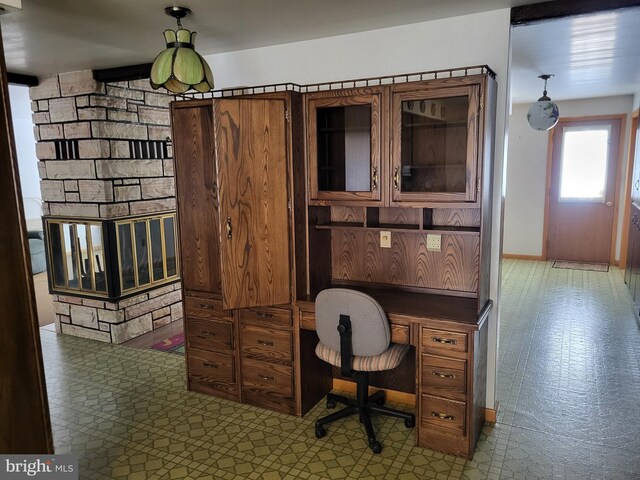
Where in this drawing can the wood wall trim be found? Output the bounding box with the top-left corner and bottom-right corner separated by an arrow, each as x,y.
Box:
620,109 -> 640,269
511,0 -> 640,25
332,379 -> 499,422
7,72 -> 39,86
0,25 -> 53,453
502,253 -> 544,261
332,379 -> 415,405
484,405 -> 498,423
542,127 -> 555,261
611,114 -> 628,265
93,63 -> 152,83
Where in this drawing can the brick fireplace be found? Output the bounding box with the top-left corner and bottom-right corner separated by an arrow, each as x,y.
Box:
30,70 -> 183,343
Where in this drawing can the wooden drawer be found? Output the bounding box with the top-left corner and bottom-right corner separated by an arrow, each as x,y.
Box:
421,394 -> 466,436
421,327 -> 468,355
241,358 -> 294,397
299,308 -> 316,330
240,325 -> 292,364
421,354 -> 466,401
188,348 -> 236,384
240,306 -> 292,328
298,309 -> 410,345
185,317 -> 234,351
184,295 -> 225,318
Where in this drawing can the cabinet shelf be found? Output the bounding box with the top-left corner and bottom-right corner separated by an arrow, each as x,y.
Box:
404,164 -> 465,170
315,222 -> 479,235
402,121 -> 467,128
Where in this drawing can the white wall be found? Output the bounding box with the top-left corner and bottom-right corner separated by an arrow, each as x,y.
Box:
9,84 -> 42,230
205,8 -> 512,410
504,95 -> 634,260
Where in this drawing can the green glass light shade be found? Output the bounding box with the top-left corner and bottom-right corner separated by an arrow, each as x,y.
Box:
150,28 -> 214,93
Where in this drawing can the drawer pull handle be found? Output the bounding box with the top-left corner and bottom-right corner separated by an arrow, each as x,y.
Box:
432,371 -> 456,379
432,337 -> 456,345
200,304 -> 213,310
257,312 -> 274,318
259,374 -> 274,382
257,339 -> 274,346
431,411 -> 455,421
203,362 -> 218,369
199,331 -> 216,337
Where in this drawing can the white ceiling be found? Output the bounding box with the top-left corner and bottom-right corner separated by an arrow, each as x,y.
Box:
511,7 -> 640,103
1,1 -> 638,104
0,0 -> 547,77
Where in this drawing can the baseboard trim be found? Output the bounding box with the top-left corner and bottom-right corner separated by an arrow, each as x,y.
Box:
485,403 -> 498,423
332,379 -> 499,422
502,254 -> 544,260
332,379 -> 415,405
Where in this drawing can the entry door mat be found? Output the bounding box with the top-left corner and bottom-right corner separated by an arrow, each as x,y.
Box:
151,333 -> 185,355
552,261 -> 609,272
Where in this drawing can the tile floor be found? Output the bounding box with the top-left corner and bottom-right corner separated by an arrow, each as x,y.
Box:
40,260 -> 640,479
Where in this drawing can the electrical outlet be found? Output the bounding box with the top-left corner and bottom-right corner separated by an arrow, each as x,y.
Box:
380,231 -> 391,248
426,233 -> 441,252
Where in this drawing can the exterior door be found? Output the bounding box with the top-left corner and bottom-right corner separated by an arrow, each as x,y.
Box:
547,117 -> 621,263
214,98 -> 290,310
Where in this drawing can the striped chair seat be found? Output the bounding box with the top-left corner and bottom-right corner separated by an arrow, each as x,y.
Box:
315,342 -> 409,372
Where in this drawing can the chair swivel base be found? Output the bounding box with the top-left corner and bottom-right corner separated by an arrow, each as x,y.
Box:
314,384 -> 415,454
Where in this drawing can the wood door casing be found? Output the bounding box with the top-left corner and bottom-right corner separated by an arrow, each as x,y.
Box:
547,117 -> 621,263
0,24 -> 53,453
214,99 -> 291,310
172,103 -> 222,294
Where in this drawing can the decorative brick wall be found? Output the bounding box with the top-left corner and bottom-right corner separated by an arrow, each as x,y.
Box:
30,70 -> 183,343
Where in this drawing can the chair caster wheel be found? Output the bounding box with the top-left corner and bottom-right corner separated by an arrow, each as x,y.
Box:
315,425 -> 327,439
404,417 -> 415,428
369,441 -> 382,454
326,398 -> 336,409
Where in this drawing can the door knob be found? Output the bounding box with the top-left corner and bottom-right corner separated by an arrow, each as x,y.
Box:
606,201 -> 612,207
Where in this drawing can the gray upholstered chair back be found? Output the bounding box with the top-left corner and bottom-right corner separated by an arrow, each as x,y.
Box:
315,288 -> 390,357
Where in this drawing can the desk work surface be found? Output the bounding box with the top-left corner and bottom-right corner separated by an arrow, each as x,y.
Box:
297,286 -> 491,329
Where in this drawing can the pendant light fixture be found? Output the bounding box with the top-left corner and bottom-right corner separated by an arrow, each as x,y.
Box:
150,6 -> 214,94
527,74 -> 559,131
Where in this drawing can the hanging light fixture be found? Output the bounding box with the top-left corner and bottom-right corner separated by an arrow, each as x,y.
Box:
527,74 -> 559,131
150,6 -> 214,94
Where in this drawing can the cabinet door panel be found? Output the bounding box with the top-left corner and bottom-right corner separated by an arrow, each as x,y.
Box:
172,104 -> 222,294
214,99 -> 291,310
391,84 -> 480,204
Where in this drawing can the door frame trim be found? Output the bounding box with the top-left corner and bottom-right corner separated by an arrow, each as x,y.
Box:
542,114 -> 627,264
620,109 -> 640,269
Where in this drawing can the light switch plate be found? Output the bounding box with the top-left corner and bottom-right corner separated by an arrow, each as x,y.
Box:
380,231 -> 391,248
426,233 -> 441,252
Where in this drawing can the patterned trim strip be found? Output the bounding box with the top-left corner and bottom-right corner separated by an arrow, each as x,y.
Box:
129,140 -> 169,159
55,140 -> 79,160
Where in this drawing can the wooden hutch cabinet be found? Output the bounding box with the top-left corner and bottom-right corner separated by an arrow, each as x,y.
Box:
171,66 -> 496,459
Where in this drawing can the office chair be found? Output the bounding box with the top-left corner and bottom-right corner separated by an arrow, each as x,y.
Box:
313,288 -> 415,454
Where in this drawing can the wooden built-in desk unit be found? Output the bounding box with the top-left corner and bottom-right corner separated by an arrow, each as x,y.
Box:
170,66 -> 496,460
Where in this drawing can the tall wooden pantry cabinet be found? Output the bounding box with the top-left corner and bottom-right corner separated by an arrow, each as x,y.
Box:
171,93 -> 312,415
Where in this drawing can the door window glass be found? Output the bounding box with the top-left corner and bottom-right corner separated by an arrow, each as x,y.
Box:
560,126 -> 610,201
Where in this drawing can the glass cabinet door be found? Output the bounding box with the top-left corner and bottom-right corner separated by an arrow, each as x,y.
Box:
307,89 -> 382,203
391,84 -> 480,203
